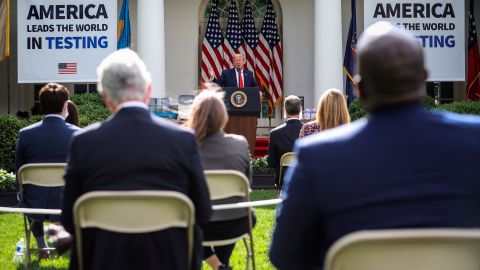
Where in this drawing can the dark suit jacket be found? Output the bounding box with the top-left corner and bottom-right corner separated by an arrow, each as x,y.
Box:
213,68 -> 258,88
61,107 -> 212,270
15,116 -> 80,220
270,104 -> 480,270
200,132 -> 251,221
267,119 -> 303,185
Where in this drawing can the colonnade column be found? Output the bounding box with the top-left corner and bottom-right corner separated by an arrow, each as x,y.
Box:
314,0 -> 344,102
137,0 -> 165,98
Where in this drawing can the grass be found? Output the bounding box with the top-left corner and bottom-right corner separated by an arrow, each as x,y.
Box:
0,189 -> 280,270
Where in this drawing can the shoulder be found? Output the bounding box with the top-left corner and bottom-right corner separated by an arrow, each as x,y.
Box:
297,119 -> 366,154
430,110 -> 480,128
224,133 -> 248,145
270,123 -> 287,135
19,120 -> 43,134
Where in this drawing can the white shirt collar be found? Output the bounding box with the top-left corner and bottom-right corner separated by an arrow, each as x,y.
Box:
117,101 -> 149,111
44,114 -> 65,120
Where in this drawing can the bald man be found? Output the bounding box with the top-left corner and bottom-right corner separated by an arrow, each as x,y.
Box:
269,21 -> 480,270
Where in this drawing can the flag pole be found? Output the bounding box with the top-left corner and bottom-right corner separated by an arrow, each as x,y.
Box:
6,55 -> 10,114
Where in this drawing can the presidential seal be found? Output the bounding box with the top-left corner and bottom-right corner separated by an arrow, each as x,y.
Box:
230,91 -> 248,108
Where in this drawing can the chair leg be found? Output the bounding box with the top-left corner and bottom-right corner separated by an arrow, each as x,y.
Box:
249,233 -> 256,270
23,215 -> 31,267
243,237 -> 250,270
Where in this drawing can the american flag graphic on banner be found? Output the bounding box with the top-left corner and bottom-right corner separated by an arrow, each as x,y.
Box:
256,0 -> 283,113
223,0 -> 243,69
241,0 -> 258,72
58,63 -> 77,74
201,0 -> 224,83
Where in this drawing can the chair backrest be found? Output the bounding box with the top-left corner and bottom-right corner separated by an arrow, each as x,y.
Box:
325,229 -> 480,270
73,191 -> 195,270
17,163 -> 66,193
203,170 -> 250,201
280,152 -> 296,168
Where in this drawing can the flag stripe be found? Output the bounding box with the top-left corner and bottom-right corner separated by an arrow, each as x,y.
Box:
200,0 -> 223,84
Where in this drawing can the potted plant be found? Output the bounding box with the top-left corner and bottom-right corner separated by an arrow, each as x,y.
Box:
251,157 -> 275,188
0,169 -> 18,207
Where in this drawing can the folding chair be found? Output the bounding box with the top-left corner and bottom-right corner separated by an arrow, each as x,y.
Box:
278,152 -> 295,187
17,163 -> 66,266
73,191 -> 195,270
325,229 -> 480,270
203,170 -> 255,270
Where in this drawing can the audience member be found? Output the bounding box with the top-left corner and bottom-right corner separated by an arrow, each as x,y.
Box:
60,49 -> 212,270
267,95 -> 303,186
65,100 -> 80,127
186,88 -> 253,270
299,88 -> 350,138
15,83 -> 80,259
269,21 -> 480,269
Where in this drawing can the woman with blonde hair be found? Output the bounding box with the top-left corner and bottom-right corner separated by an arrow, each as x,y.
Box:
186,89 -> 253,270
300,88 -> 351,138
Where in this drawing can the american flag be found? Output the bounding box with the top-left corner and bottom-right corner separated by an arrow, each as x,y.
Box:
241,0 -> 257,72
343,0 -> 357,105
467,0 -> 480,101
223,0 -> 243,69
201,0 -> 224,83
255,0 -> 282,114
58,63 -> 77,74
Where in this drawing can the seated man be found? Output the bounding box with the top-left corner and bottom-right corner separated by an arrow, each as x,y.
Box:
15,83 -> 80,259
270,21 -> 480,269
61,49 -> 212,270
267,95 -> 303,186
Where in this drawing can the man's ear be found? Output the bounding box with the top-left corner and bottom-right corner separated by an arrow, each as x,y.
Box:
62,101 -> 69,116
102,92 -> 116,113
143,84 -> 152,103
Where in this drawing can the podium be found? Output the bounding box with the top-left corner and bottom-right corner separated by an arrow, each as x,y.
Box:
223,87 -> 261,156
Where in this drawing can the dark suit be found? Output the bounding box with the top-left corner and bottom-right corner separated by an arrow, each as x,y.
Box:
270,104 -> 480,270
213,68 -> 257,88
267,119 -> 303,185
15,116 -> 80,221
61,107 -> 212,270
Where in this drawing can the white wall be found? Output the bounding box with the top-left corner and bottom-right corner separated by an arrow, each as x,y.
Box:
164,0 -> 202,98
278,0 -> 315,108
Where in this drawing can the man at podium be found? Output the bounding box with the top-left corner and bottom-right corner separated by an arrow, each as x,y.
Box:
211,53 -> 258,88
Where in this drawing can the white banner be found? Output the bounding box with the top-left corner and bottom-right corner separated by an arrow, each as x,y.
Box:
364,1 -> 465,81
18,1 -> 117,83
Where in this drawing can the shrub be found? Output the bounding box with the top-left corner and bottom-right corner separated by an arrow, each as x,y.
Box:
348,99 -> 368,121
251,157 -> 274,173
0,169 -> 16,192
348,95 -> 439,121
70,93 -> 111,127
436,101 -> 480,115
0,115 -> 30,173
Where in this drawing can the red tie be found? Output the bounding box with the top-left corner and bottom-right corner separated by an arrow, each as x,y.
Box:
238,70 -> 244,88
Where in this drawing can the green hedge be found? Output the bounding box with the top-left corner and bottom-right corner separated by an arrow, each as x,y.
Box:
70,93 -> 111,127
0,93 -> 110,173
348,95 -> 438,120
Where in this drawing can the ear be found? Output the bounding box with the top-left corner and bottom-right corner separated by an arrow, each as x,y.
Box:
143,84 -> 152,103
101,92 -> 116,113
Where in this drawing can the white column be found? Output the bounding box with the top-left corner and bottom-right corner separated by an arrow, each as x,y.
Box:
137,0 -> 165,98
314,0 -> 343,103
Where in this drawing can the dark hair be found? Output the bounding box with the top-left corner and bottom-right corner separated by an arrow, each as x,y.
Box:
39,83 -> 69,114
65,100 -> 80,127
284,95 -> 302,116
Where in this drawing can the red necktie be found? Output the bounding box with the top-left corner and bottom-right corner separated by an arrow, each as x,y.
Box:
238,70 -> 244,88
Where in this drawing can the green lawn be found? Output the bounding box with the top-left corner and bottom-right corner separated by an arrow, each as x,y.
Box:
0,189 -> 279,270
